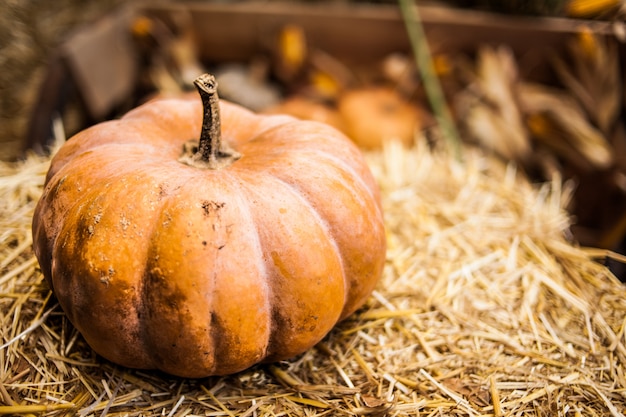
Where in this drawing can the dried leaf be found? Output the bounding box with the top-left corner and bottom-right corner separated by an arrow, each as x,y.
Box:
275,24 -> 308,82
552,29 -> 621,134
458,46 -> 531,161
566,0 -> 622,17
519,82 -> 613,170
354,395 -> 394,416
132,14 -> 206,93
462,98 -> 530,161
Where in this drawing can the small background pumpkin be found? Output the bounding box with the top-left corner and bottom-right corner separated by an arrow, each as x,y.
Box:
263,88 -> 423,150
32,74 -> 386,378
337,87 -> 422,149
262,96 -> 346,132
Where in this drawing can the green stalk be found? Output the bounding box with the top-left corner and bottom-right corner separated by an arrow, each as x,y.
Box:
398,0 -> 462,160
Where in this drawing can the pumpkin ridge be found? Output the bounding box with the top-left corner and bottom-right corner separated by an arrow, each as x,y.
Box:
288,146 -> 382,215
49,174 -> 169,368
233,170 -> 347,361
129,174 -> 197,372
204,170 -> 273,374
139,178 -> 220,376
230,129 -> 385,320
141,171 -> 272,376
42,155 -> 205,370
219,102 -> 296,149
247,148 -> 384,320
231,121 -> 382,219
46,119 -> 194,181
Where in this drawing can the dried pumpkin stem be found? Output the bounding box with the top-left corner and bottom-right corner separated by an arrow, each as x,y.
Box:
195,74 -> 222,164
180,73 -> 241,169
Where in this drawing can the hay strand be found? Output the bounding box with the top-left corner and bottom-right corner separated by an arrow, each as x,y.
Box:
1,139 -> 626,416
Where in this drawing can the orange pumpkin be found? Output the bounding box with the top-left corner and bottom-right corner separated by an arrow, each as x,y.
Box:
32,74 -> 386,378
338,87 -> 421,149
263,96 -> 346,132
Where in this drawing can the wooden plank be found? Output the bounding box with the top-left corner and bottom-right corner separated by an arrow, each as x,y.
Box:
141,2 -> 619,70
24,1 -> 624,153
141,2 -> 410,65
61,5 -> 138,120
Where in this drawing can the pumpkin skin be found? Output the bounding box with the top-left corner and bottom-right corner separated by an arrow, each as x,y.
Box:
338,87 -> 420,149
32,76 -> 386,378
263,96 -> 346,133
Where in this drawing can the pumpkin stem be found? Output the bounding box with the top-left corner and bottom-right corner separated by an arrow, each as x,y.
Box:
179,73 -> 241,169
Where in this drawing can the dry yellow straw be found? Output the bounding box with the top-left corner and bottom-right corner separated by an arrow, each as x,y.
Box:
1,136 -> 626,415
0,404 -> 75,414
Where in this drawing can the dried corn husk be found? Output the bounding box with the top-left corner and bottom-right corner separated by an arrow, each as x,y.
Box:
456,46 -> 531,161
132,13 -> 206,95
380,53 -> 421,97
519,82 -> 613,170
566,0 -> 622,17
275,24 -> 308,84
551,28 -> 621,135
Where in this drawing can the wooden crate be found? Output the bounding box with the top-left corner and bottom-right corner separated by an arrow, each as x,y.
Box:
23,1 -> 621,153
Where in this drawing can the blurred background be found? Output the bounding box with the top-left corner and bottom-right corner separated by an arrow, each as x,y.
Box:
2,0 -> 625,277
1,0 -> 124,161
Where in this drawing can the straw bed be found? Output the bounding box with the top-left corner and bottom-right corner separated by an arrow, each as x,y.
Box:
1,139 -> 625,416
